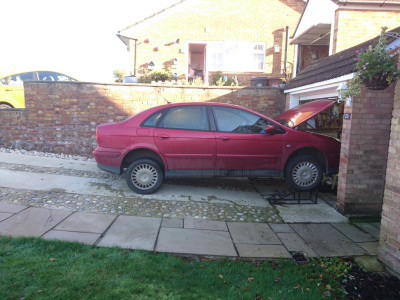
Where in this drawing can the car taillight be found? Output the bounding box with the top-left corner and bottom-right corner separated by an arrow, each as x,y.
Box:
96,128 -> 99,144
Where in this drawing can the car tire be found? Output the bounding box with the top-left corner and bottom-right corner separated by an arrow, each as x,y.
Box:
125,159 -> 163,194
285,155 -> 322,191
0,103 -> 13,109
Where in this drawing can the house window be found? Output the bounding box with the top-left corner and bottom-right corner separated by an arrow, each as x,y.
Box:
207,42 -> 265,72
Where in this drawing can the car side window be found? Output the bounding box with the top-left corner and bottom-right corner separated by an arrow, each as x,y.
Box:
8,72 -> 34,85
159,106 -> 209,131
38,71 -> 75,81
212,106 -> 269,133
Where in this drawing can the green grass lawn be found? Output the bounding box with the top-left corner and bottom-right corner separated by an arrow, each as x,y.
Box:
0,236 -> 347,299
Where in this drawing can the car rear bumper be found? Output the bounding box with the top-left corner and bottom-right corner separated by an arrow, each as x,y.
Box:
97,163 -> 121,175
93,148 -> 123,175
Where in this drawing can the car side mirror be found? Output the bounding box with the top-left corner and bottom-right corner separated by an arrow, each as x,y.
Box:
264,125 -> 277,134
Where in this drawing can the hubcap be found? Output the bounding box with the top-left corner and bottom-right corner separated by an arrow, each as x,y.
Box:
131,163 -> 158,190
292,161 -> 318,187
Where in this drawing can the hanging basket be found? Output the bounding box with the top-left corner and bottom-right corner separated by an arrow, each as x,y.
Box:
362,73 -> 390,90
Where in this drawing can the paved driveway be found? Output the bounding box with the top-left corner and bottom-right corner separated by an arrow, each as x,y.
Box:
0,151 -> 381,259
0,151 -> 346,223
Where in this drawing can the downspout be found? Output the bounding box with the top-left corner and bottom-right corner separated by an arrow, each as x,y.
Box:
133,39 -> 137,76
284,26 -> 289,79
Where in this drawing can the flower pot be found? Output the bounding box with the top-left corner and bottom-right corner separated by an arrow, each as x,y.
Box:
362,73 -> 390,90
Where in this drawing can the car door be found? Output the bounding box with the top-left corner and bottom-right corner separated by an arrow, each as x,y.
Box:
153,105 -> 216,173
212,106 -> 284,172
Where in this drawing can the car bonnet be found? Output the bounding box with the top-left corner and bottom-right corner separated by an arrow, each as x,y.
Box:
273,99 -> 336,128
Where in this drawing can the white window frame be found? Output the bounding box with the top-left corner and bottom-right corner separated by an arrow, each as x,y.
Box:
206,41 -> 266,72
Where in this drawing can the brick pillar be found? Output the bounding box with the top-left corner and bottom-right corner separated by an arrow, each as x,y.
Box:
337,84 -> 395,216
379,76 -> 400,277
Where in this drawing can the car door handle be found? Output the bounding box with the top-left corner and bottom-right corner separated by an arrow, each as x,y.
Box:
220,136 -> 230,141
158,134 -> 169,139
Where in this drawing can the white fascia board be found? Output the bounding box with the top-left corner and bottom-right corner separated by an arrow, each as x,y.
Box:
293,0 -> 337,39
284,73 -> 355,95
337,3 -> 400,11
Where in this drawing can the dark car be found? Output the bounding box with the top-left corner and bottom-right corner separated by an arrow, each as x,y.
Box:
93,101 -> 341,194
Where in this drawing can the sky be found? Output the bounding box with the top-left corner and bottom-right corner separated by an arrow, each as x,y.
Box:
0,0 -> 179,82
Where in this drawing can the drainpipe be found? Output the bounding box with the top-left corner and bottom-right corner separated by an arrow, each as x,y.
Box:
133,38 -> 138,76
284,26 -> 289,79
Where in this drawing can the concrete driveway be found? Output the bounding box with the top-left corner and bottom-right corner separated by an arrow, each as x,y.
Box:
0,151 -> 346,223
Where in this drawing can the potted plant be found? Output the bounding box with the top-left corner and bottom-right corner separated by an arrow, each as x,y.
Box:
345,27 -> 400,97
279,77 -> 286,88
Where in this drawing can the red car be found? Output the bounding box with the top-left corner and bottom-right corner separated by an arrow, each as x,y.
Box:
93,101 -> 340,194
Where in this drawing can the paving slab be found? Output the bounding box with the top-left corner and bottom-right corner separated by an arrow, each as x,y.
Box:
98,216 -> 161,250
291,224 -> 367,257
227,222 -> 281,244
332,223 -> 377,242
156,227 -> 237,256
54,212 -> 116,233
275,200 -> 348,223
184,219 -> 228,231
277,232 -> 318,258
235,244 -> 291,258
0,207 -> 71,237
0,212 -> 13,222
358,242 -> 379,255
42,230 -> 101,245
355,223 -> 381,240
0,202 -> 27,213
269,223 -> 294,233
161,218 -> 183,228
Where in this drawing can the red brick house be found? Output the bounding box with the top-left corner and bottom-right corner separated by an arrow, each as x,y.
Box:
117,0 -> 306,86
291,0 -> 400,75
285,0 -> 400,277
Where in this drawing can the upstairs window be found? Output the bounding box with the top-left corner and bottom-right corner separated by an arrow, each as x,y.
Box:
207,42 -> 265,72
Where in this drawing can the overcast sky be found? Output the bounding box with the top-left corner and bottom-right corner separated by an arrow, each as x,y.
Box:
0,0 -> 179,82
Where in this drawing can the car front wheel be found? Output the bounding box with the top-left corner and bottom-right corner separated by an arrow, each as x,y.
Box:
285,155 -> 322,191
125,159 -> 163,194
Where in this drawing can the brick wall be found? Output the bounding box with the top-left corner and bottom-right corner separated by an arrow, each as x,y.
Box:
0,81 -> 285,157
333,9 -> 400,54
336,84 -> 395,216
379,61 -> 400,277
125,0 -> 305,84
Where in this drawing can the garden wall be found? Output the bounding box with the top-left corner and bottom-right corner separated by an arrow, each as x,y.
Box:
379,74 -> 400,277
0,81 -> 285,157
336,84 -> 395,216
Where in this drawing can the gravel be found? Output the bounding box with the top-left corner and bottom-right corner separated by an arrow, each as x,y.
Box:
0,148 -> 283,223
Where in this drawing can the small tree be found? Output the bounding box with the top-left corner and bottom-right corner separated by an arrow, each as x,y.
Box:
113,69 -> 126,83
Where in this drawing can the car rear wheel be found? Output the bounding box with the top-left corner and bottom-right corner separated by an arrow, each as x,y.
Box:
126,159 -> 163,194
285,155 -> 322,191
0,103 -> 13,109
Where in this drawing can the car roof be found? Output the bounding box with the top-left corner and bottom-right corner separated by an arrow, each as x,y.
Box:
151,101 -> 254,110
0,70 -> 78,81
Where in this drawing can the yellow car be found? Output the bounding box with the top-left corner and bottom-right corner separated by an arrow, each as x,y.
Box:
0,71 -> 77,109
